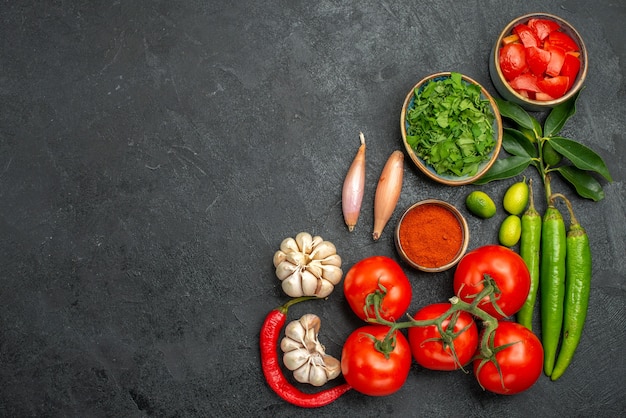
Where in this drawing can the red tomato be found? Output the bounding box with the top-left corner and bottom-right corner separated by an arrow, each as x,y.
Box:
528,18 -> 561,40
343,256 -> 412,322
499,43 -> 526,81
545,44 -> 566,77
408,303 -> 479,371
548,31 -> 579,52
473,321 -> 543,395
509,73 -> 541,93
452,245 -> 530,319
513,23 -> 540,48
341,325 -> 412,396
525,46 -> 551,76
537,75 -> 570,99
560,53 -> 581,89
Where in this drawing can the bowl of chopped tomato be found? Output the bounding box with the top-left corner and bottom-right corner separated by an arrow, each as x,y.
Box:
490,13 -> 587,111
400,72 -> 503,186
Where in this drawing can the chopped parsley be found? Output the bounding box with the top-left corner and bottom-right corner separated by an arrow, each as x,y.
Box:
405,72 -> 496,177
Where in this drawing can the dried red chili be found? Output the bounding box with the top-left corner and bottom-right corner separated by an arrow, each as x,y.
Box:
260,297 -> 351,407
398,203 -> 463,268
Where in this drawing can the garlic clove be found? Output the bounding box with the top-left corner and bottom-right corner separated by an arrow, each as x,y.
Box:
307,362 -> 329,387
285,251 -> 307,267
310,241 -> 337,260
292,362 -> 313,384
305,261 -> 323,280
272,250 -> 287,268
311,235 -> 324,249
299,313 -> 321,335
281,272 -> 304,297
280,336 -> 302,353
275,260 -> 298,280
300,270 -> 321,296
319,254 -> 342,267
295,232 -> 313,253
324,355 -> 341,380
320,264 -> 343,285
284,318 -> 307,342
283,348 -> 310,371
280,237 -> 300,254
316,280 -> 335,298
303,328 -> 319,352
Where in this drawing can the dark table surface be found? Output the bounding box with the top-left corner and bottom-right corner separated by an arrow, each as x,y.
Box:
2,1 -> 625,417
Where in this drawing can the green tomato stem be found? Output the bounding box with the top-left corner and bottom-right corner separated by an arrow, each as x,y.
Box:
367,284 -> 500,358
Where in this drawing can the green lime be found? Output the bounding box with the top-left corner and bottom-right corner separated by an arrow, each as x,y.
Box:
499,215 -> 522,247
503,179 -> 529,215
543,141 -> 562,167
466,191 -> 496,219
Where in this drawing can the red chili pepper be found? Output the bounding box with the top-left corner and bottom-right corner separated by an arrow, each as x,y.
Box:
260,297 -> 351,408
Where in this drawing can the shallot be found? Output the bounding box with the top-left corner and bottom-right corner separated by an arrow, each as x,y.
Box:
373,150 -> 404,240
341,132 -> 366,232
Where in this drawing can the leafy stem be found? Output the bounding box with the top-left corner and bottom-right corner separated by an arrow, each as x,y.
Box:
365,281 -> 500,360
475,92 -> 611,203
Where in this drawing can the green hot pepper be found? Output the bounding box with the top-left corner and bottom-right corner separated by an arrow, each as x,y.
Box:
517,179 -> 541,331
540,202 -> 567,377
550,195 -> 592,381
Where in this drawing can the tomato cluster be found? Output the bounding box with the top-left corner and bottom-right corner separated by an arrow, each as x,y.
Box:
341,246 -> 543,396
499,18 -> 581,100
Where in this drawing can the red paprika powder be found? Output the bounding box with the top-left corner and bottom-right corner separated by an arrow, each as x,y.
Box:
397,203 -> 463,268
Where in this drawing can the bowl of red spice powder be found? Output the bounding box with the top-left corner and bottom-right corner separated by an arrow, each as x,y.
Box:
394,199 -> 469,272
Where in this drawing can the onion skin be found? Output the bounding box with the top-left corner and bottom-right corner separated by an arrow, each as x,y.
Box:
373,150 -> 404,240
341,132 -> 366,232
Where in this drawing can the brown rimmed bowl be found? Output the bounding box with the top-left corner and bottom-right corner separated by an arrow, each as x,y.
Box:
489,13 -> 588,111
400,72 -> 503,186
394,199 -> 470,272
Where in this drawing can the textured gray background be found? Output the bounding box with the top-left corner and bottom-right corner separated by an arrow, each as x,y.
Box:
1,0 -> 624,417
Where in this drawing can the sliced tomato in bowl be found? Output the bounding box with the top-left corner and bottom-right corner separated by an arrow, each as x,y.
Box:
497,17 -> 582,101
548,31 -> 579,52
527,18 -> 561,40
560,53 -> 581,89
545,44 -> 566,77
537,76 -> 570,99
509,73 -> 541,94
499,43 -> 526,81
513,23 -> 540,48
526,46 -> 550,76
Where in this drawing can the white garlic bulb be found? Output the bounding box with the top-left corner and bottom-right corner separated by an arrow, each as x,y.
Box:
280,314 -> 341,387
273,232 -> 343,298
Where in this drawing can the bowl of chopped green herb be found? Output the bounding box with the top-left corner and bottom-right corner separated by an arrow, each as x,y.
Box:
400,72 -> 503,186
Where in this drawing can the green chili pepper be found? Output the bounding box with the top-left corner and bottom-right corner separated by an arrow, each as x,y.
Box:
517,179 -> 541,330
540,202 -> 567,377
550,196 -> 592,381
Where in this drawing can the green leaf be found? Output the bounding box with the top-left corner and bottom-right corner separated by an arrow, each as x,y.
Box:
473,155 -> 532,184
544,90 -> 581,138
549,136 -> 613,181
503,128 -> 538,159
494,98 -> 537,131
531,116 -> 543,139
556,165 -> 605,201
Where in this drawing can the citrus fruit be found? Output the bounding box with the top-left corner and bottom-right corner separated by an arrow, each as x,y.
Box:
503,179 -> 529,215
499,215 -> 522,247
466,191 -> 496,219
